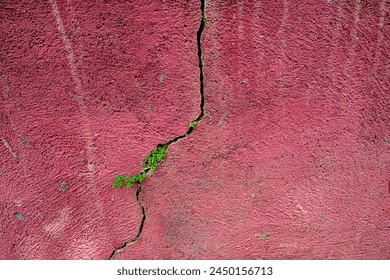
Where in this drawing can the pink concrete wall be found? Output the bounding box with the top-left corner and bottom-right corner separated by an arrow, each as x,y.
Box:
116,0 -> 390,259
0,0 -> 199,259
1,0 -> 390,259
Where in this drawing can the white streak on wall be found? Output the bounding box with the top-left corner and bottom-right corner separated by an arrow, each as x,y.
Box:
48,0 -> 95,176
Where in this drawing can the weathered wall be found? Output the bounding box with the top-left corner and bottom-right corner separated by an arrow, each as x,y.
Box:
0,0 -> 199,259
116,0 -> 390,259
1,0 -> 390,259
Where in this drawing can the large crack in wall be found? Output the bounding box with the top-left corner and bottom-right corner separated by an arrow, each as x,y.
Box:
108,0 -> 206,260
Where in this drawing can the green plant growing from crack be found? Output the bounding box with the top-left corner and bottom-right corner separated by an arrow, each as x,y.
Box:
109,0 -> 206,260
188,120 -> 198,128
143,146 -> 167,171
112,145 -> 167,189
112,119 -> 199,190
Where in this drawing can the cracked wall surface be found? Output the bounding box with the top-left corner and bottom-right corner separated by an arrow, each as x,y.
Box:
0,0 -> 199,259
109,0 -> 206,259
1,0 -> 390,260
115,0 -> 390,259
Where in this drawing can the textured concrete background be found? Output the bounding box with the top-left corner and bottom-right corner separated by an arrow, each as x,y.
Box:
1,0 -> 390,259
0,0 -> 199,259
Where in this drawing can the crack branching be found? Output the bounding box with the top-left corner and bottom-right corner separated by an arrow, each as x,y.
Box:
108,0 -> 206,260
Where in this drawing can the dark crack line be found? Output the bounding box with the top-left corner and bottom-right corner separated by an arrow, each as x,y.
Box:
108,0 -> 206,260
109,183 -> 145,259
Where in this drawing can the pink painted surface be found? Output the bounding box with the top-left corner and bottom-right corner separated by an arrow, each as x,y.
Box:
1,0 -> 390,260
115,0 -> 390,259
0,0 -> 199,259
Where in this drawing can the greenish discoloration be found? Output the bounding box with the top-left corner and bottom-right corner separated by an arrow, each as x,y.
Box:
59,181 -> 67,191
15,212 -> 23,220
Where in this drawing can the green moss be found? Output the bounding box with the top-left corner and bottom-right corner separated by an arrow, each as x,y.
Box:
188,120 -> 198,128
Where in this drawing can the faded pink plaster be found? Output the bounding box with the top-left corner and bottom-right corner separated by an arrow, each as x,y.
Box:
115,0 -> 390,259
0,0 -> 199,259
0,0 -> 389,260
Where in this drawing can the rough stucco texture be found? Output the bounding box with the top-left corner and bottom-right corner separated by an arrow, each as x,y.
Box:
1,0 -> 390,260
115,0 -> 390,260
0,0 -> 199,259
